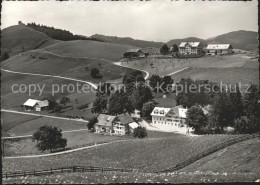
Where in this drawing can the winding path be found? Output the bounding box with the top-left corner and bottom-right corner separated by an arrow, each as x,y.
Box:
113,61 -> 150,80
1,68 -> 98,89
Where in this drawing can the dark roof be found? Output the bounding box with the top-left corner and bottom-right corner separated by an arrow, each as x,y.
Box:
97,114 -> 116,127
117,113 -> 135,125
126,49 -> 142,53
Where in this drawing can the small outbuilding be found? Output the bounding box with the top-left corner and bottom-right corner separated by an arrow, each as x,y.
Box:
23,99 -> 49,111
123,49 -> 145,58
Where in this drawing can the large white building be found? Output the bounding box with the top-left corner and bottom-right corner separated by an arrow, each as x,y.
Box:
206,44 -> 233,55
150,105 -> 193,133
178,42 -> 203,55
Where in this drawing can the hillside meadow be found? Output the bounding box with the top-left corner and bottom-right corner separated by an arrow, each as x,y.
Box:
3,135 -> 241,172
121,54 -> 259,84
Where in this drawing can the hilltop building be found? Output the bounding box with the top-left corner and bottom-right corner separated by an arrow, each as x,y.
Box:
23,99 -> 49,111
178,42 -> 203,55
95,113 -> 138,135
150,105 -> 192,133
206,44 -> 233,55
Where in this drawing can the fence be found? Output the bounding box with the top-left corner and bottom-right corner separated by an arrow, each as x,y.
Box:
2,165 -> 137,179
160,134 -> 259,173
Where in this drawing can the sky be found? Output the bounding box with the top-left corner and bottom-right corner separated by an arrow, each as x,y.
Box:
1,0 -> 258,42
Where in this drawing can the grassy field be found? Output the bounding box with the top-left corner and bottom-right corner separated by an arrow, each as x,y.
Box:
3,130 -> 129,157
3,135 -> 241,172
121,54 -> 259,84
2,112 -> 88,136
1,70 -> 96,110
181,138 -> 260,174
45,40 -> 136,61
3,170 -> 259,184
2,25 -> 53,56
3,137 -> 259,183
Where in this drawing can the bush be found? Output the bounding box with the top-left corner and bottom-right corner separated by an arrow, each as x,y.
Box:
133,126 -> 147,138
91,68 -> 101,78
88,116 -> 98,131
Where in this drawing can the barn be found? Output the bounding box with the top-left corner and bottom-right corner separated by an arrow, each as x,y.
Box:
123,49 -> 145,58
206,44 -> 233,55
23,99 -> 49,111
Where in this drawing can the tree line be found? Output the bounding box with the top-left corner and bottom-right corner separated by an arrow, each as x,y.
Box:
27,22 -> 106,42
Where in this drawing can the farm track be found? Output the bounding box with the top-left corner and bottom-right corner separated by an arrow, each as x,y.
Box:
1,109 -> 89,125
3,138 -> 162,159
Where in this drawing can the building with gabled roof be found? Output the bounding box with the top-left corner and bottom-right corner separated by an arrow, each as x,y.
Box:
123,48 -> 145,58
150,105 -> 192,134
95,113 -> 137,135
179,42 -> 203,55
206,44 -> 233,55
23,99 -> 49,111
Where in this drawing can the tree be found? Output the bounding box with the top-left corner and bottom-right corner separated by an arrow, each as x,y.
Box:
92,95 -> 108,113
141,101 -> 156,119
32,125 -> 67,152
234,116 -> 260,134
97,83 -> 114,96
130,84 -> 154,110
243,84 -> 260,119
186,105 -> 208,134
108,91 -> 134,115
229,84 -> 244,125
60,96 -> 70,106
133,126 -> 147,138
161,76 -> 174,92
91,68 -> 100,78
88,116 -> 98,131
171,44 -> 179,53
149,74 -> 161,91
160,44 -> 169,55
47,97 -> 58,111
209,92 -> 232,132
1,51 -> 9,61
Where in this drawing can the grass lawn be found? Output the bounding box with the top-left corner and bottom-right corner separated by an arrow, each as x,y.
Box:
3,134 -> 241,172
45,40 -> 136,61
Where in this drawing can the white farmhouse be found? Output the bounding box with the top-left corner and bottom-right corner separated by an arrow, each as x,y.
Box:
178,42 -> 203,55
150,105 -> 192,133
206,44 -> 233,55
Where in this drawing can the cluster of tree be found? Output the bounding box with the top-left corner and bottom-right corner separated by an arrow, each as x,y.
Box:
149,74 -> 174,93
1,51 -> 10,61
47,96 -> 70,113
176,78 -> 217,108
160,44 -> 179,55
32,125 -> 67,152
27,23 -> 105,42
186,84 -> 260,134
92,71 -> 154,116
